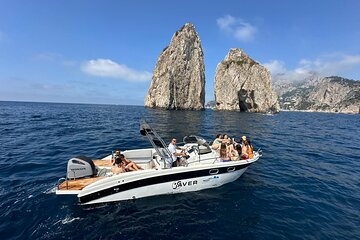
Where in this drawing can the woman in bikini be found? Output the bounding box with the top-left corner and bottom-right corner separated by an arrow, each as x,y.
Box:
119,154 -> 143,171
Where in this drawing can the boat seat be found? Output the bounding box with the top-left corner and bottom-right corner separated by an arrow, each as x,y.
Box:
123,149 -> 153,163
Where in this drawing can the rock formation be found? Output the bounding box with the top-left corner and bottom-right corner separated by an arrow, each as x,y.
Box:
308,77 -> 360,113
144,23 -> 205,110
277,76 -> 360,114
273,71 -> 321,97
214,48 -> 279,113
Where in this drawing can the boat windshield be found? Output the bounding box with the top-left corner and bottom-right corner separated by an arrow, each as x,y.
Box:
183,135 -> 207,145
183,135 -> 212,155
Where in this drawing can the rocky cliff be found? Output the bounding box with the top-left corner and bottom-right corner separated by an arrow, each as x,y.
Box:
214,48 -> 279,113
276,76 -> 360,114
273,71 -> 321,96
144,23 -> 205,110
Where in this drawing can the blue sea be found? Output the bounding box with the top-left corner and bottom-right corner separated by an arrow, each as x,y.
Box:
0,101 -> 359,240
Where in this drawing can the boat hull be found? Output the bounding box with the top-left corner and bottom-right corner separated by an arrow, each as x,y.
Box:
78,161 -> 253,205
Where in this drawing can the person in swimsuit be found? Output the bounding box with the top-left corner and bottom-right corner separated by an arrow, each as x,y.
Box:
119,154 -> 143,171
219,143 -> 231,162
211,134 -> 222,150
240,136 -> 253,159
111,157 -> 125,174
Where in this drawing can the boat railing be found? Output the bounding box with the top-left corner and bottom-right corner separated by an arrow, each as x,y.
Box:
185,149 -> 261,166
185,156 -> 219,165
56,177 -> 67,190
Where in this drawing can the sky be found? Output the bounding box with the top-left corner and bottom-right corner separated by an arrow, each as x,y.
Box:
1,0 -> 360,105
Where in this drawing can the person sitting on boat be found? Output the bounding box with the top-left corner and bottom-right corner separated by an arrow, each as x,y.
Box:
112,150 -> 121,165
222,134 -> 231,144
235,144 -> 242,159
246,140 -> 254,159
211,134 -> 222,150
219,143 -> 231,162
240,136 -> 249,159
240,136 -> 253,159
168,138 -> 187,167
222,141 -> 238,161
119,154 -> 143,171
112,157 -> 126,174
229,143 -> 239,160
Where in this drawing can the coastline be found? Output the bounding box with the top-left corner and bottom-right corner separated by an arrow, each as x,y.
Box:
279,108 -> 359,115
205,106 -> 359,115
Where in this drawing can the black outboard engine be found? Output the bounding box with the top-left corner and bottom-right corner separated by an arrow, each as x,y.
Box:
66,156 -> 97,179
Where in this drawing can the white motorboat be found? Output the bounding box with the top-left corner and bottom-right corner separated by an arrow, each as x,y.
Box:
56,121 -> 262,205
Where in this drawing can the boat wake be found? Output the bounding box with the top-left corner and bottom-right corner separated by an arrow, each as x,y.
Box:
43,185 -> 57,194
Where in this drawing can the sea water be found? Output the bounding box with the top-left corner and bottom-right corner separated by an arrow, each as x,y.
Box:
0,101 -> 359,239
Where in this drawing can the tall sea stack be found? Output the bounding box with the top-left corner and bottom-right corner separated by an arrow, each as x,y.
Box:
144,23 -> 205,110
214,48 -> 279,113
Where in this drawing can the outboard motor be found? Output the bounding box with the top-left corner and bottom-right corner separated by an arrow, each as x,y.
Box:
66,156 -> 97,179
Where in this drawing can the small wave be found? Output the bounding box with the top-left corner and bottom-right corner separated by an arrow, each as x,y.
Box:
62,217 -> 80,224
54,217 -> 80,225
30,116 -> 46,122
54,216 -> 81,225
0,187 -> 6,196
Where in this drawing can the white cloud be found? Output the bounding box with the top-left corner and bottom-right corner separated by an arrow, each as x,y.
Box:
264,53 -> 360,82
81,59 -> 152,82
264,60 -> 287,76
320,54 -> 360,74
217,15 -> 257,42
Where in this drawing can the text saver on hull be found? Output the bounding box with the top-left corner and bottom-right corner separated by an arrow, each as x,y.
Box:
56,121 -> 261,205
